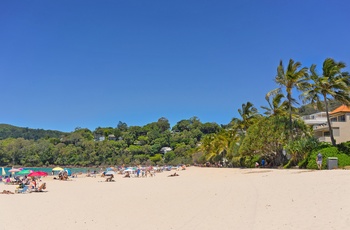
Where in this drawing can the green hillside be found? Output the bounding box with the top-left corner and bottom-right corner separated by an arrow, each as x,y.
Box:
0,124 -> 66,140
298,100 -> 342,116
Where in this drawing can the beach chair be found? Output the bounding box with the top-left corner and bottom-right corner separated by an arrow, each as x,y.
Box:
32,183 -> 46,192
16,186 -> 29,194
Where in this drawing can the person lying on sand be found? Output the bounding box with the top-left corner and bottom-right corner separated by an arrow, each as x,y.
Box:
168,172 -> 179,177
0,190 -> 14,194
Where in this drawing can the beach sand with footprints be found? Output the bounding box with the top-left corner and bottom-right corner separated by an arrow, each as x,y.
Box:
1,167 -> 350,230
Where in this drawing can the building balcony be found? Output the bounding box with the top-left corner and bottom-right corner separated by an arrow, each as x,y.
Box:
317,136 -> 331,143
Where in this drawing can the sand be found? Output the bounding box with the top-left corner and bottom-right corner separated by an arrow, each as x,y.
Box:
1,167 -> 350,230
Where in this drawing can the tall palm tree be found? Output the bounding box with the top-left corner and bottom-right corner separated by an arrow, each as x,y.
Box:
261,88 -> 289,116
231,102 -> 260,133
275,59 -> 308,139
302,58 -> 350,146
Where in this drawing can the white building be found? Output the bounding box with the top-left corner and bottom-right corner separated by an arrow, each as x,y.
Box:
303,105 -> 350,144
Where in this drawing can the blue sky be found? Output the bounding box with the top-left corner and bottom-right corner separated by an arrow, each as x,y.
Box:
1,0 -> 350,132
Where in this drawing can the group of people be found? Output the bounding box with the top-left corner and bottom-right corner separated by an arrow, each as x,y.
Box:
53,171 -> 69,180
121,166 -> 156,178
99,164 -> 186,180
12,176 -> 46,193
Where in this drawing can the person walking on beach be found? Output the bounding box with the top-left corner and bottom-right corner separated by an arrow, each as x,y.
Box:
316,152 -> 323,170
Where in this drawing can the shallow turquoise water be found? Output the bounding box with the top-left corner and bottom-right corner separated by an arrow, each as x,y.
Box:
1,167 -> 99,176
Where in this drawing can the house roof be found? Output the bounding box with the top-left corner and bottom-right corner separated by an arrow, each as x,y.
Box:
330,105 -> 350,115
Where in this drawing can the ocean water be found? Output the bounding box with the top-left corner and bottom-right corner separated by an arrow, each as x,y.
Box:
1,167 -> 100,176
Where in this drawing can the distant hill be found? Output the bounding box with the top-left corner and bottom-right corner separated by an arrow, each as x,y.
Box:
298,100 -> 342,116
0,124 -> 66,140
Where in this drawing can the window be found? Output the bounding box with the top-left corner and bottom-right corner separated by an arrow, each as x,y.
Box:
331,117 -> 337,122
324,131 -> 330,137
338,115 -> 346,122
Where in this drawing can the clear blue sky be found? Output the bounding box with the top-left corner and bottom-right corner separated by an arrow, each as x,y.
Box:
1,0 -> 349,132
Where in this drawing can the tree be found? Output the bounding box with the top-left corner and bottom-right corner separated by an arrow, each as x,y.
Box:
200,122 -> 221,134
261,88 -> 289,116
198,129 -> 238,164
157,117 -> 170,132
239,116 -> 310,166
302,58 -> 350,146
284,137 -> 319,167
117,121 -> 128,132
172,119 -> 190,132
275,59 -> 308,139
231,102 -> 260,133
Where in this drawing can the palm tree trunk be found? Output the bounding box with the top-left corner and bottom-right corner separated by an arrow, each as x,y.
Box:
324,95 -> 336,146
288,93 -> 293,140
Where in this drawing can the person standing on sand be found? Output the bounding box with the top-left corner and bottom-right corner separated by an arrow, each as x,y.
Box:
316,152 -> 323,170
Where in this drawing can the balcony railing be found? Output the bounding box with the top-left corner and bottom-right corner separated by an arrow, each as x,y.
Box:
318,136 -> 331,143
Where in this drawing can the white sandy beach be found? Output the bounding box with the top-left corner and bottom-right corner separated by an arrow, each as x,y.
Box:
1,167 -> 350,230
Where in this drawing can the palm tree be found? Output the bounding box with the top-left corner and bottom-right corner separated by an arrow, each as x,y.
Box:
302,58 -> 350,146
199,130 -> 237,164
261,88 -> 289,116
231,102 -> 260,133
275,59 -> 308,139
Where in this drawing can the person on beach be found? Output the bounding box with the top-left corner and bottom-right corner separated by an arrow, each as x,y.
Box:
316,152 -> 323,170
168,172 -> 179,177
105,174 -> 114,182
124,171 -> 130,178
29,178 -> 36,190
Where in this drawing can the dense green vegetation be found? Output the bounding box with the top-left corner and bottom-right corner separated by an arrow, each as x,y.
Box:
0,124 -> 66,140
1,58 -> 350,169
0,118 -> 221,167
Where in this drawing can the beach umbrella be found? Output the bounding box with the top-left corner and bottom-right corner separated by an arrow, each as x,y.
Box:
1,167 -> 5,176
28,171 -> 48,177
8,168 -> 21,173
52,167 -> 64,171
64,168 -> 71,176
124,168 -> 135,172
105,171 -> 116,175
17,169 -> 32,175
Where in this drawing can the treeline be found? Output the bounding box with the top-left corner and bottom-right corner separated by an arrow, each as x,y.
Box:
0,124 -> 66,140
0,117 -> 221,167
198,58 -> 350,169
2,57 -> 350,169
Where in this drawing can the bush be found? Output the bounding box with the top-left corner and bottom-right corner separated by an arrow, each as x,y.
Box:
231,157 -> 243,167
164,151 -> 176,163
150,154 -> 163,164
239,155 -> 261,168
298,142 -> 332,169
306,146 -> 350,169
337,141 -> 350,156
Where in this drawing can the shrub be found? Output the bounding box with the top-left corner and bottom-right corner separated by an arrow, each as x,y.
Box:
337,141 -> 350,156
306,146 -> 350,169
242,155 -> 261,168
297,141 -> 332,169
150,154 -> 163,164
231,157 -> 243,167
